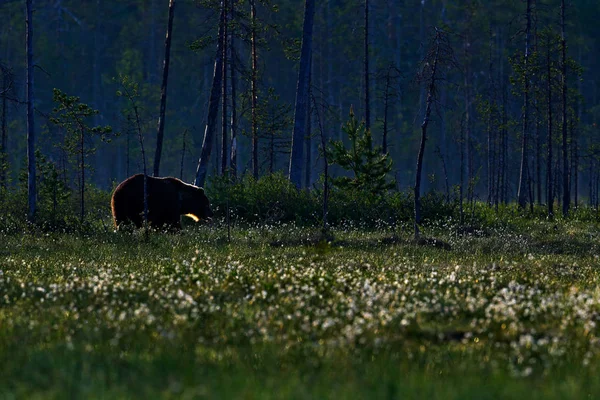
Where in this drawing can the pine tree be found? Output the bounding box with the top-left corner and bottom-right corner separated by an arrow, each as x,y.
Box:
326,108 -> 394,194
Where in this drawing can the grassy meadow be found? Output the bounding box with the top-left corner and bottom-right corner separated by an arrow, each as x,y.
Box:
3,209 -> 600,398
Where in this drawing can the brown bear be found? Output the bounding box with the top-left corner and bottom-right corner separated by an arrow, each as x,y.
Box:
111,174 -> 213,230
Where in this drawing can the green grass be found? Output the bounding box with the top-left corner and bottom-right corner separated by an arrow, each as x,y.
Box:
2,219 -> 600,398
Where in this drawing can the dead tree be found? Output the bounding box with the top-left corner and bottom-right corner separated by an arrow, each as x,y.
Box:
414,28 -> 453,239
26,0 -> 36,222
153,0 -> 176,177
250,0 -> 259,179
517,0 -> 533,209
195,4 -> 226,187
560,0 -> 569,216
289,0 -> 316,188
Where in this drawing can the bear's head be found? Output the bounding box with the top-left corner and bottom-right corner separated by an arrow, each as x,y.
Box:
181,185 -> 213,223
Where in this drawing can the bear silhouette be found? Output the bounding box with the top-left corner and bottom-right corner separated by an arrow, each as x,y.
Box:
111,174 -> 213,230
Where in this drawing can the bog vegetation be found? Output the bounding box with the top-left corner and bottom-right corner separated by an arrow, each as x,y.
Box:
3,178 -> 600,398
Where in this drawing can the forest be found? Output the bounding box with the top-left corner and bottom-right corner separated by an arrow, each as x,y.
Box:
4,0 -> 600,398
0,0 -> 599,219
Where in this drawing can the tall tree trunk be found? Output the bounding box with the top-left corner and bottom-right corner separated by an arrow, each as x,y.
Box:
364,0 -> 370,133
80,128 -> 85,223
194,5 -> 225,187
180,129 -> 186,180
463,14 -> 473,208
486,29 -> 494,205
571,118 -> 578,207
304,110 -> 312,188
459,113 -> 465,224
561,0 -> 569,216
153,0 -> 176,177
221,0 -> 228,175
289,0 -> 315,188
501,89 -> 508,204
315,96 -> 329,234
250,0 -> 259,179
229,2 -> 237,179
415,30 -> 441,239
535,110 -> 542,205
305,59 -> 313,188
382,65 -> 391,154
546,39 -> 554,217
0,67 -> 8,189
26,0 -> 36,222
517,0 -> 532,209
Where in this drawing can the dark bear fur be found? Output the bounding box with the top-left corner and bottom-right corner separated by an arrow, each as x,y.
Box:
111,174 -> 213,230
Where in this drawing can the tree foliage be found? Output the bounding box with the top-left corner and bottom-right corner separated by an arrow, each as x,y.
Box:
326,109 -> 394,195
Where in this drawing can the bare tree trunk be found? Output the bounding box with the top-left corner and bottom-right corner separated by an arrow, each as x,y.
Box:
561,0 -> 569,216
305,110 -> 312,188
229,2 -> 237,179
269,128 -> 274,174
0,67 -> 8,189
517,0 -> 532,209
535,112 -> 542,205
180,129 -> 186,180
289,0 -> 315,188
415,30 -> 441,239
501,89 -> 508,205
26,0 -> 36,222
314,95 -> 329,234
80,128 -> 85,223
459,113 -> 465,224
250,0 -> 259,179
463,8 -> 473,208
304,60 -> 313,188
221,0 -> 228,175
153,0 -> 176,177
382,65 -> 391,154
364,0 -> 370,132
194,4 -> 225,187
571,118 -> 578,207
546,39 -> 554,217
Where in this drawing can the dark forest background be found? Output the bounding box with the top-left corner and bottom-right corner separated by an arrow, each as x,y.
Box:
1,0 -> 600,213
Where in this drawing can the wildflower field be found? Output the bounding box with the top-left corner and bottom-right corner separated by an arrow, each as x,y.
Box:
3,217 -> 600,398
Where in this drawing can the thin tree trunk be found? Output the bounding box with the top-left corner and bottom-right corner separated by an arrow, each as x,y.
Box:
314,94 -> 329,234
382,65 -> 391,154
229,2 -> 237,179
500,89 -> 508,204
463,10 -> 473,207
571,118 -> 578,207
305,60 -> 313,188
153,0 -> 176,177
0,68 -> 7,189
289,0 -> 315,188
547,39 -> 554,217
221,0 -> 228,175
80,128 -> 85,223
415,30 -> 441,239
459,113 -> 465,224
517,0 -> 532,209
305,109 -> 312,188
194,5 -> 225,187
535,111 -> 542,205
561,0 -> 569,216
364,0 -> 370,132
26,0 -> 36,222
250,0 -> 259,179
269,128 -> 274,174
180,129 -> 186,180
